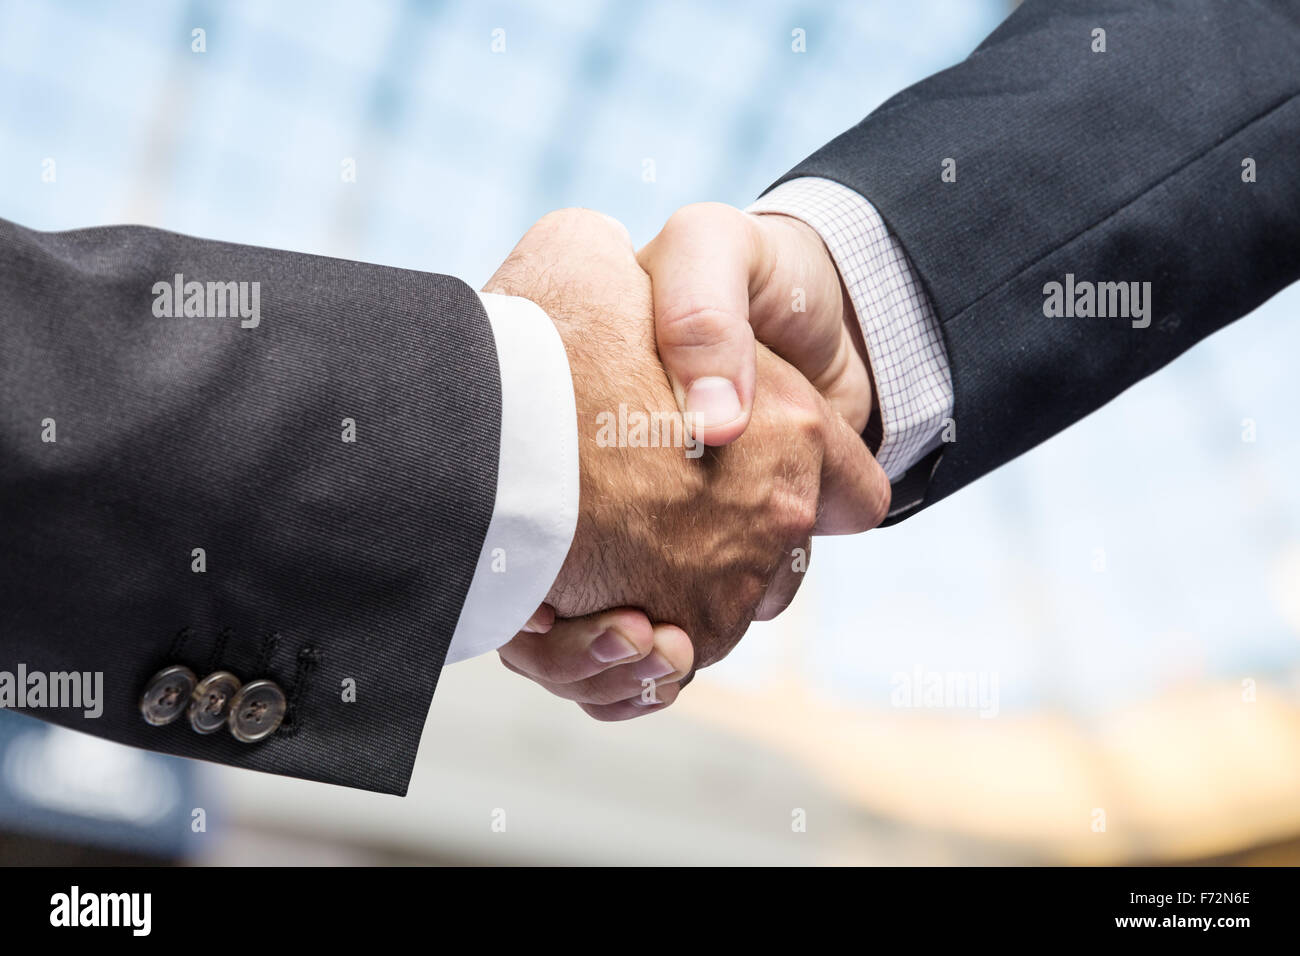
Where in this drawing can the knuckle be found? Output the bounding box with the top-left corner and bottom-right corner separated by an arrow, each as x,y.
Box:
534,206 -> 594,230
869,480 -> 893,528
663,201 -> 734,237
791,497 -> 819,539
777,391 -> 822,443
771,481 -> 819,542
532,207 -> 628,246
656,303 -> 741,352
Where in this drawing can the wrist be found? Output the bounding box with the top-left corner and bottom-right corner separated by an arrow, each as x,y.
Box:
753,212 -> 877,436
850,288 -> 884,452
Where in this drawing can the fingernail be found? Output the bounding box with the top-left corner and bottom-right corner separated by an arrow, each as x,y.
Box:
685,377 -> 742,429
590,629 -> 638,663
522,604 -> 555,634
631,652 -> 675,681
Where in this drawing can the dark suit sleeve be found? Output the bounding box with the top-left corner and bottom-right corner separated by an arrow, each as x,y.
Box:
769,0 -> 1300,520
0,217 -> 502,795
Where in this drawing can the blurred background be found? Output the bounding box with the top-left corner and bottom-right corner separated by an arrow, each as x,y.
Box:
2,0 -> 1299,865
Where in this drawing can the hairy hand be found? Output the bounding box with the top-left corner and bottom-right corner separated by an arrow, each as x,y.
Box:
486,209 -> 890,684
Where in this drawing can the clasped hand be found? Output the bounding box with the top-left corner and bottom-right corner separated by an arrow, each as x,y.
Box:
483,207 -> 890,719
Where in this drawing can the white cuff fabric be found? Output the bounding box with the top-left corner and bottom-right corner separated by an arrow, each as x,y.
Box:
748,177 -> 954,481
443,292 -> 579,664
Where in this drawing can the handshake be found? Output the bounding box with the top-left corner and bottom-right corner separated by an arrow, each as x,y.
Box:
485,204 -> 892,720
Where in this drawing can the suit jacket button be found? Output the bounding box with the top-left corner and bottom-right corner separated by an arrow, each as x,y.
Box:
188,671 -> 242,734
139,665 -> 197,726
227,680 -> 287,743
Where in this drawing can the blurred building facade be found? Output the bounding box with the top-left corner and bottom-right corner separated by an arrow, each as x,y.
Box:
1,0 -> 1298,865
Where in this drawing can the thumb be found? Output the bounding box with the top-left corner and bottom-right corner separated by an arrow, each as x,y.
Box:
638,203 -> 764,446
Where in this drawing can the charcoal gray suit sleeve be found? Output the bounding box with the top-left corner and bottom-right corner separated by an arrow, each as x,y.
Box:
0,217 -> 503,795
768,0 -> 1300,521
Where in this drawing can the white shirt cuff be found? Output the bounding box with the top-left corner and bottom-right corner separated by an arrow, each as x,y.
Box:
747,177 -> 954,482
443,292 -> 579,664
